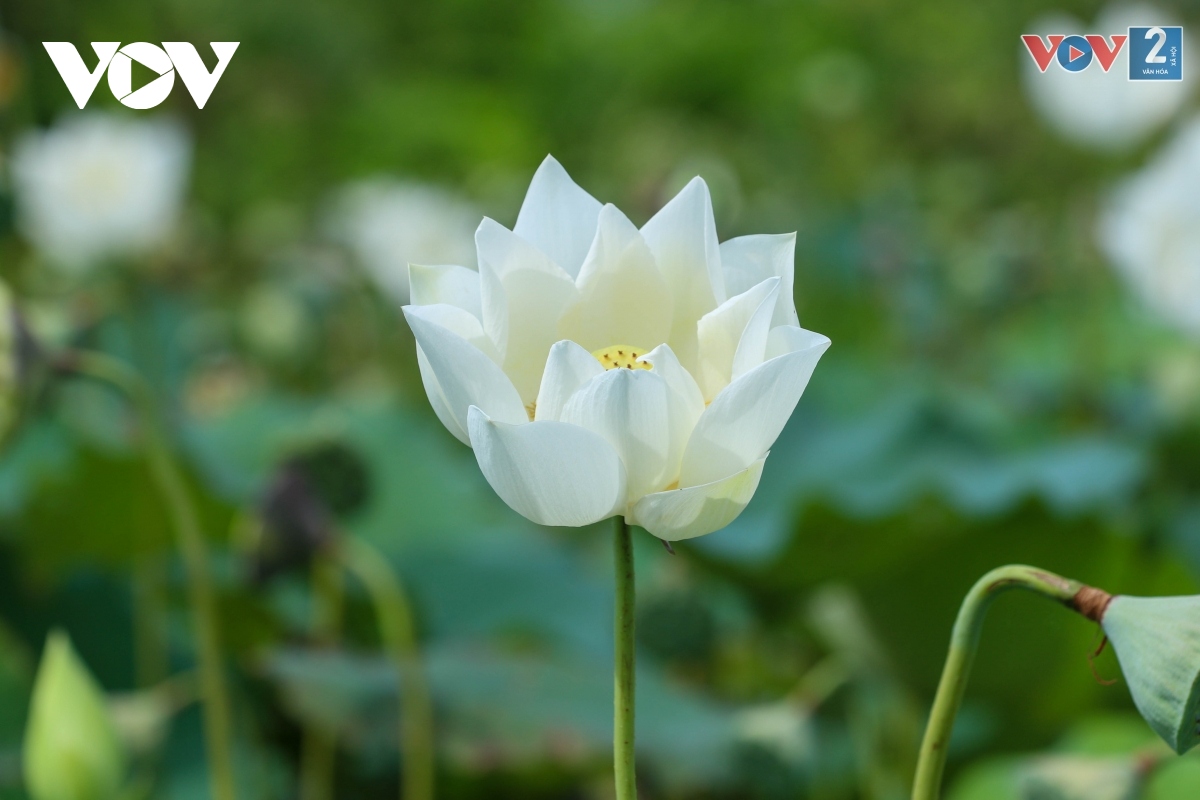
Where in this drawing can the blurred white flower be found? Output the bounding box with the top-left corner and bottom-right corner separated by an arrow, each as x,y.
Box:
238,281 -> 313,361
404,156 -> 829,541
1021,4 -> 1193,150
733,700 -> 814,767
1099,117 -> 1200,337
327,180 -> 479,303
11,113 -> 191,273
1018,754 -> 1146,800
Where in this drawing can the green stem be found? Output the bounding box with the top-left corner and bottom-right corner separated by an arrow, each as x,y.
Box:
64,351 -> 237,800
339,538 -> 434,800
300,556 -> 344,800
132,555 -> 170,688
911,565 -> 1090,800
613,517 -> 637,800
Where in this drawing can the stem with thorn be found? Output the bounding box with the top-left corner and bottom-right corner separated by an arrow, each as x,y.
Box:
911,564 -> 1112,800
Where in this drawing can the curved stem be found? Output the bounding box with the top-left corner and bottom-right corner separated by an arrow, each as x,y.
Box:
63,351 -> 237,800
300,556 -> 345,800
132,554 -> 170,688
911,565 -> 1090,800
613,517 -> 637,800
339,538 -> 433,800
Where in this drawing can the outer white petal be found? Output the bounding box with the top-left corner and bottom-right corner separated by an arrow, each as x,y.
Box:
720,233 -> 799,328
534,340 -> 604,422
640,177 -> 723,369
630,456 -> 766,541
695,278 -> 780,401
408,302 -> 503,445
405,302 -> 500,363
639,343 -> 704,487
416,348 -> 467,444
560,367 -> 672,503
476,218 -> 580,402
558,204 -> 672,352
468,406 -> 626,527
513,155 -> 603,279
408,263 -> 482,320
403,306 -> 528,441
765,324 -> 824,361
680,327 -> 830,487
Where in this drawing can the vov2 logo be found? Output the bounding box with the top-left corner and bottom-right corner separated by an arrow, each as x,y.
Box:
43,42 -> 239,109
1022,26 -> 1183,80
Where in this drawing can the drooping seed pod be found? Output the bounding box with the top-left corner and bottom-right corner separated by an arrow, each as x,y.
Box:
251,440 -> 372,582
285,439 -> 372,518
253,464 -> 336,582
23,631 -> 126,800
1102,594 -> 1200,755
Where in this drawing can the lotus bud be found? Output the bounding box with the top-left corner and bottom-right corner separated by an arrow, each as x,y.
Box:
1017,754 -> 1150,800
1101,594 -> 1200,754
23,631 -> 126,800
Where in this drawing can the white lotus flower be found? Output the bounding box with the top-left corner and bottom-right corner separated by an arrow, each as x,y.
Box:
1021,4 -> 1193,150
327,180 -> 479,304
1099,116 -> 1200,338
11,113 -> 191,273
403,157 -> 829,541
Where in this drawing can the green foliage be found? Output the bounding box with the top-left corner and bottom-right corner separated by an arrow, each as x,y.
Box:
0,0 -> 1197,797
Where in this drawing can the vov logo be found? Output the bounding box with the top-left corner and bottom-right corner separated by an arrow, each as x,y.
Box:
1021,34 -> 1128,73
42,42 -> 239,109
1022,27 -> 1183,80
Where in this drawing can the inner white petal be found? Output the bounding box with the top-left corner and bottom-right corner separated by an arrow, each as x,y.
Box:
476,217 -> 580,403
558,204 -> 672,353
513,155 -> 603,280
560,367 -> 672,505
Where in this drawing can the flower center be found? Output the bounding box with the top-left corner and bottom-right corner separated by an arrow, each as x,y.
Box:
592,344 -> 652,371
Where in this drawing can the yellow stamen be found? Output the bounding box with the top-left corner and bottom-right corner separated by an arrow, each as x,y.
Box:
592,344 -> 652,371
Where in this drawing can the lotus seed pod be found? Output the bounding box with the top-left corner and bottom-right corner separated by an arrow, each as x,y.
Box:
1102,594 -> 1200,755
1017,754 -> 1145,800
23,631 -> 126,800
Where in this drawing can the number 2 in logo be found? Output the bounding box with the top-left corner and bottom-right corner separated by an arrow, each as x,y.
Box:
1129,26 -> 1183,81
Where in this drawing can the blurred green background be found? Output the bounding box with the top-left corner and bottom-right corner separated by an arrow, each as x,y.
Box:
0,0 -> 1199,798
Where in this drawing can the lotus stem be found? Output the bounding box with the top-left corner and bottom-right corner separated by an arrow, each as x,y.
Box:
338,537 -> 433,800
613,517 -> 638,800
300,555 -> 345,800
911,564 -> 1111,800
132,554 -> 170,688
61,350 -> 237,800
